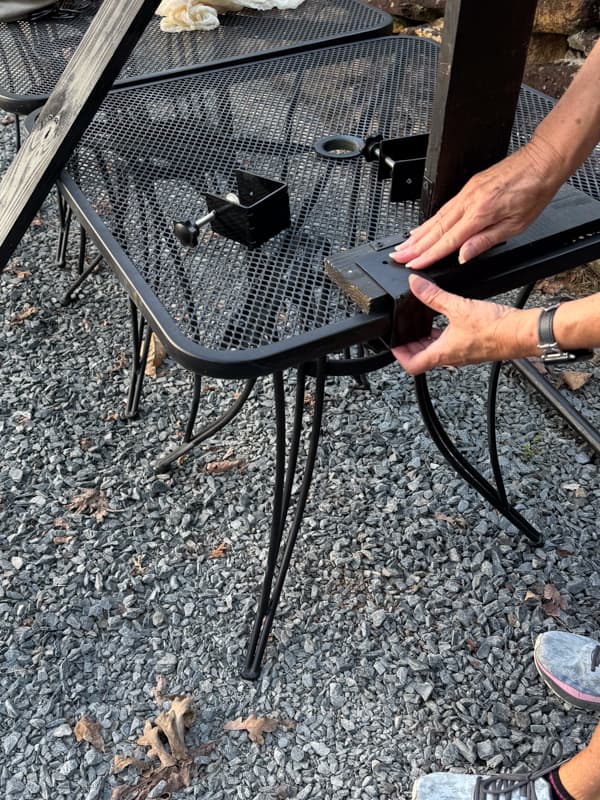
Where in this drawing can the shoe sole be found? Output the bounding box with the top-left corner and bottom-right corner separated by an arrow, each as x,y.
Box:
534,650 -> 600,712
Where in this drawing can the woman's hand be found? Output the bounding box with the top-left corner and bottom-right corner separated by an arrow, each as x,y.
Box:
392,275 -> 540,375
390,139 -> 563,270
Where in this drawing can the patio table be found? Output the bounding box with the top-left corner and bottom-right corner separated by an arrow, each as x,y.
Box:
53,35 -> 600,677
0,0 -> 391,119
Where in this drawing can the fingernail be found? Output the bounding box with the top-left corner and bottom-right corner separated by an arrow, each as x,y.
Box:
458,254 -> 466,265
409,274 -> 429,292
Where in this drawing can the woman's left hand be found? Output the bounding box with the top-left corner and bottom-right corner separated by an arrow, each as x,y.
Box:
392,275 -> 539,375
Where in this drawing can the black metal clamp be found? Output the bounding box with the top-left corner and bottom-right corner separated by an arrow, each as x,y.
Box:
363,133 -> 429,202
174,170 -> 291,250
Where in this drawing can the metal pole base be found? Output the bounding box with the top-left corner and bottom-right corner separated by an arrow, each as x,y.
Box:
415,374 -> 543,545
242,360 -> 326,680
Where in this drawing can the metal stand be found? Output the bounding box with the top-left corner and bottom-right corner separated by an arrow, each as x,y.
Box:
155,376 -> 257,473
414,373 -> 543,545
61,227 -> 104,304
126,300 -> 153,420
242,359 -> 326,679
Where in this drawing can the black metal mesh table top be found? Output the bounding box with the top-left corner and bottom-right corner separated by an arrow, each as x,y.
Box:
0,0 -> 391,115
58,35 -> 600,378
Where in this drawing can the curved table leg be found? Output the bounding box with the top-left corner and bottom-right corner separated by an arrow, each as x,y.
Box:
125,300 -> 152,420
155,377 -> 257,474
414,373 -> 543,545
242,359 -> 326,680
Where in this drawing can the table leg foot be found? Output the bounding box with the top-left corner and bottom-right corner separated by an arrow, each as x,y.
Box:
242,360 -> 326,680
414,373 -> 543,545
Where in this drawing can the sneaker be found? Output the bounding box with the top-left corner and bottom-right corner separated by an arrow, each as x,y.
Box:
413,769 -> 553,800
534,631 -> 600,711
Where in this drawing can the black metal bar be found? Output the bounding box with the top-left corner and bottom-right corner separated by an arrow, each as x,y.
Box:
125,301 -> 151,420
242,360 -> 326,679
54,205 -> 72,268
184,375 -> 203,444
511,358 -> 600,454
154,377 -> 257,473
414,374 -> 543,544
422,0 -> 538,217
77,224 -> 87,276
485,361 -> 508,506
485,284 -> 535,505
14,114 -> 21,151
61,252 -> 103,305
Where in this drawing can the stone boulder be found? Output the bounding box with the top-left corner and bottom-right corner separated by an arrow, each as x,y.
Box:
370,0 -> 600,35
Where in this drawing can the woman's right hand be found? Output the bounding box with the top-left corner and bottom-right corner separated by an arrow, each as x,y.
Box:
390,137 -> 564,270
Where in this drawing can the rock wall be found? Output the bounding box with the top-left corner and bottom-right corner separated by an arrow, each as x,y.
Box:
369,0 -> 600,95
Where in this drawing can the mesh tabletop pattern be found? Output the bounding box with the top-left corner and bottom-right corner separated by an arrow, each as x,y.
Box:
61,36 -> 600,377
0,0 -> 390,113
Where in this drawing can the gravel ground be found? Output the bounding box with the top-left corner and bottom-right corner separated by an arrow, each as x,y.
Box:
0,116 -> 599,800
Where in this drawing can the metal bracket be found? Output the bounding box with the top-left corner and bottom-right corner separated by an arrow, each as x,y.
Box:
363,133 -> 429,202
174,170 -> 291,250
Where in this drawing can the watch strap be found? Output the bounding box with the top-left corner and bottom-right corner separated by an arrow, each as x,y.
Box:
537,300 -> 593,363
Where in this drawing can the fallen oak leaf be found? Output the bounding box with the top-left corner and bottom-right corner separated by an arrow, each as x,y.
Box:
145,333 -> 167,379
112,754 -> 147,774
9,305 -> 38,326
67,488 -> 112,523
208,542 -> 228,559
561,370 -> 592,391
74,716 -> 105,752
206,459 -> 245,475
224,715 -> 279,745
542,583 -> 568,618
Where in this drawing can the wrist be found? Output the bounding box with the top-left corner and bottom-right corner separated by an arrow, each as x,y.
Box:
506,307 -> 540,359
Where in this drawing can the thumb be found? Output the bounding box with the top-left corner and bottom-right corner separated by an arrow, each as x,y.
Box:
409,274 -> 459,315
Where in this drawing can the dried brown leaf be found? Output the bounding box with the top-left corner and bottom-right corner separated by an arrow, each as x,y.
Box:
524,590 -> 540,602
208,542 -> 228,559
53,536 -> 73,545
9,305 -> 38,326
206,459 -> 245,475
303,392 -> 315,408
528,356 -> 550,376
465,639 -> 477,653
79,437 -> 92,451
542,583 -> 568,618
557,548 -> 574,558
67,488 -> 111,523
1,114 -> 15,126
53,517 -> 69,529
561,370 -> 592,391
434,512 -> 467,529
145,334 -> 167,379
113,754 -> 141,774
74,716 -> 105,752
537,277 -> 564,295
224,715 -> 279,745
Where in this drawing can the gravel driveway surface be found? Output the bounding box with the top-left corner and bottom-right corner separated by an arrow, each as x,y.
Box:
0,117 -> 599,799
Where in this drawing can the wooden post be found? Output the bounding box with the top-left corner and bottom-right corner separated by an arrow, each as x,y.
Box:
421,0 -> 538,218
0,0 -> 160,269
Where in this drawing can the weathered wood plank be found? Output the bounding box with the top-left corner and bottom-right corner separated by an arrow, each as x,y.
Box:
0,0 -> 160,269
421,0 -> 538,218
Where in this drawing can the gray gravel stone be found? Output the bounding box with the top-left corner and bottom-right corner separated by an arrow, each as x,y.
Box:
0,120 -> 598,799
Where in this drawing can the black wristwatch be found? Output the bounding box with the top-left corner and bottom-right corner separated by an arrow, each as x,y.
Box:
537,300 -> 593,363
